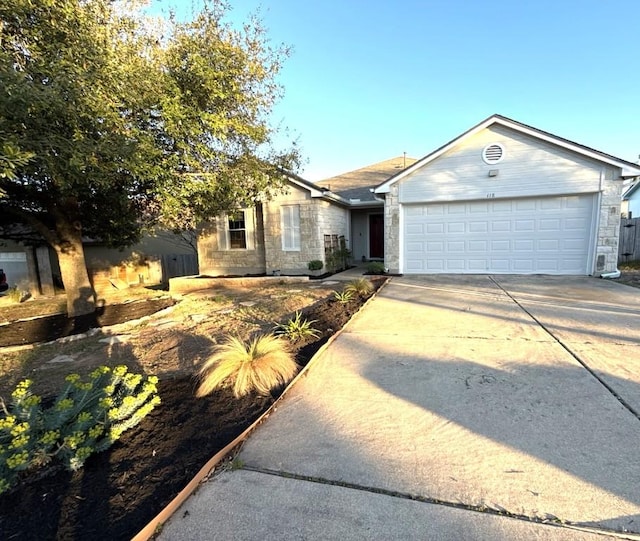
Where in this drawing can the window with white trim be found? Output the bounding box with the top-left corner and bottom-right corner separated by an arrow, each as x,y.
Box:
216,208 -> 255,251
281,205 -> 301,251
227,210 -> 247,249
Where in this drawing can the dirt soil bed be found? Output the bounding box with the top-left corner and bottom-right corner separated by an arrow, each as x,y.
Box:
618,268 -> 640,289
0,278 -> 384,540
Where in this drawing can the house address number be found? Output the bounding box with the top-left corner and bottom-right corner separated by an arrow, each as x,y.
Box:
486,193 -> 495,198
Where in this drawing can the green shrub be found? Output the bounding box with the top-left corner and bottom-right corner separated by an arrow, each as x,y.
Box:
196,334 -> 299,398
0,366 -> 160,494
345,278 -> 374,296
366,262 -> 386,274
333,290 -> 354,304
307,260 -> 323,271
274,311 -> 320,342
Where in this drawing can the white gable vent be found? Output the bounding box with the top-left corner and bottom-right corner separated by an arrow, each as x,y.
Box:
482,143 -> 504,164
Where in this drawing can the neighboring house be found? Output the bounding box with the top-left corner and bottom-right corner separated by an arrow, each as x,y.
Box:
622,181 -> 640,218
374,114 -> 640,275
0,239 -> 55,295
0,229 -> 198,296
83,230 -> 198,290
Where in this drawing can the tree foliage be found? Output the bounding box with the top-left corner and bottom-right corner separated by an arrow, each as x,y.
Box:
0,0 -> 298,315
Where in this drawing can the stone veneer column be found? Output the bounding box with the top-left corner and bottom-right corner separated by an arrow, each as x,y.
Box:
596,175 -> 623,274
384,185 -> 401,274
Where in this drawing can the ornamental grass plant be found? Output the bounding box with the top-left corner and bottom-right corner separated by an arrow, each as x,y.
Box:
0,366 -> 160,494
345,278 -> 374,296
196,334 -> 299,399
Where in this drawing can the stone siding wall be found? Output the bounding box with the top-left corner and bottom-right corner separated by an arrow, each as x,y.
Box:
197,206 -> 266,276
263,188 -> 349,274
384,184 -> 401,273
263,187 -> 318,274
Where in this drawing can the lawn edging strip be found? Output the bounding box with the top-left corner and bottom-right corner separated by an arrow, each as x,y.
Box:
132,277 -> 390,541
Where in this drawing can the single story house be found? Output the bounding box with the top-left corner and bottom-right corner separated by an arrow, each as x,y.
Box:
196,113 -> 640,277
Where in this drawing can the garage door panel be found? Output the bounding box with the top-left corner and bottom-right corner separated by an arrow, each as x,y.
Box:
490,259 -> 510,271
469,240 -> 488,251
539,218 -> 561,231
515,220 -> 535,232
565,217 -> 588,230
426,223 -> 444,234
402,195 -> 594,275
538,239 -> 560,251
491,221 -> 511,232
469,222 -> 488,233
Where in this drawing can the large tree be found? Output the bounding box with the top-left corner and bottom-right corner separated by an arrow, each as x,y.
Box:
0,0 -> 298,316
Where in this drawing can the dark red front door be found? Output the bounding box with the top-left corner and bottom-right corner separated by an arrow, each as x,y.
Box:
369,214 -> 384,258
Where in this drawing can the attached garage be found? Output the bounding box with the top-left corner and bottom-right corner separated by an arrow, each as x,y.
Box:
403,194 -> 596,274
375,115 -> 640,276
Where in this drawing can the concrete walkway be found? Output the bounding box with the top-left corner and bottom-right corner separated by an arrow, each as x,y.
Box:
160,276 -> 640,540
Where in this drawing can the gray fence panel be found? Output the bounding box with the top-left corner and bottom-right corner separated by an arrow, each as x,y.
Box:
619,217 -> 640,262
160,254 -> 199,282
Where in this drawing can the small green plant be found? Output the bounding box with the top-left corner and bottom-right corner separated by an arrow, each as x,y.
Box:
366,262 -> 386,274
307,260 -> 323,271
196,334 -> 299,399
345,278 -> 374,296
333,290 -> 354,304
274,311 -> 320,342
0,366 -> 160,494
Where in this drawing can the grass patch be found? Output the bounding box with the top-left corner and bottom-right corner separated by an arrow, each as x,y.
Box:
620,260 -> 640,270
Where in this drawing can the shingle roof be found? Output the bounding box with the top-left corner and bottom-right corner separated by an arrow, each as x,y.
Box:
316,156 -> 418,202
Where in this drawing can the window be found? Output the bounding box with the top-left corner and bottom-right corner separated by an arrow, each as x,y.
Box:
228,211 -> 247,249
281,205 -> 301,251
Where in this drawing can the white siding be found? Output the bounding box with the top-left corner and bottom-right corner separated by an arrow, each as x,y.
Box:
399,125 -> 606,204
629,193 -> 640,218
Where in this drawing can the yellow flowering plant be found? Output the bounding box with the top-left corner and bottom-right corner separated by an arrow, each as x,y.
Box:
0,365 -> 160,494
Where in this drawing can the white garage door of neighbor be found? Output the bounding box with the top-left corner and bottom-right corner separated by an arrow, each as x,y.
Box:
403,194 -> 596,274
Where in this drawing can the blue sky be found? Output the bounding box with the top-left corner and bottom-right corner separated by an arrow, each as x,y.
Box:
150,1 -> 640,180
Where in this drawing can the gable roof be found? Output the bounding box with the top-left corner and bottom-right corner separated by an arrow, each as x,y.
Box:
317,156 -> 418,203
375,114 -> 640,194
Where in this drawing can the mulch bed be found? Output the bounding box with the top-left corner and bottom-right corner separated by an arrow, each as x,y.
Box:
0,297 -> 176,348
0,280 -> 383,541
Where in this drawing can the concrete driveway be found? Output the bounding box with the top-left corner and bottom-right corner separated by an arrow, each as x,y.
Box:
160,276 -> 640,540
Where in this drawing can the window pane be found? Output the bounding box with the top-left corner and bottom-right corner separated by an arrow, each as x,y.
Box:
229,230 -> 246,249
228,211 -> 245,231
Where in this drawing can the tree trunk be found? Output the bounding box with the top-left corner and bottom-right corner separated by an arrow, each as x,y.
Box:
54,227 -> 96,317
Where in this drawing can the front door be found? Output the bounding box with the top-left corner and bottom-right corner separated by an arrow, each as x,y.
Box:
369,214 -> 384,259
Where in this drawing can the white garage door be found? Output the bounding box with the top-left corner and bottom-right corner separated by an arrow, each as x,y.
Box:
403,195 -> 595,274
